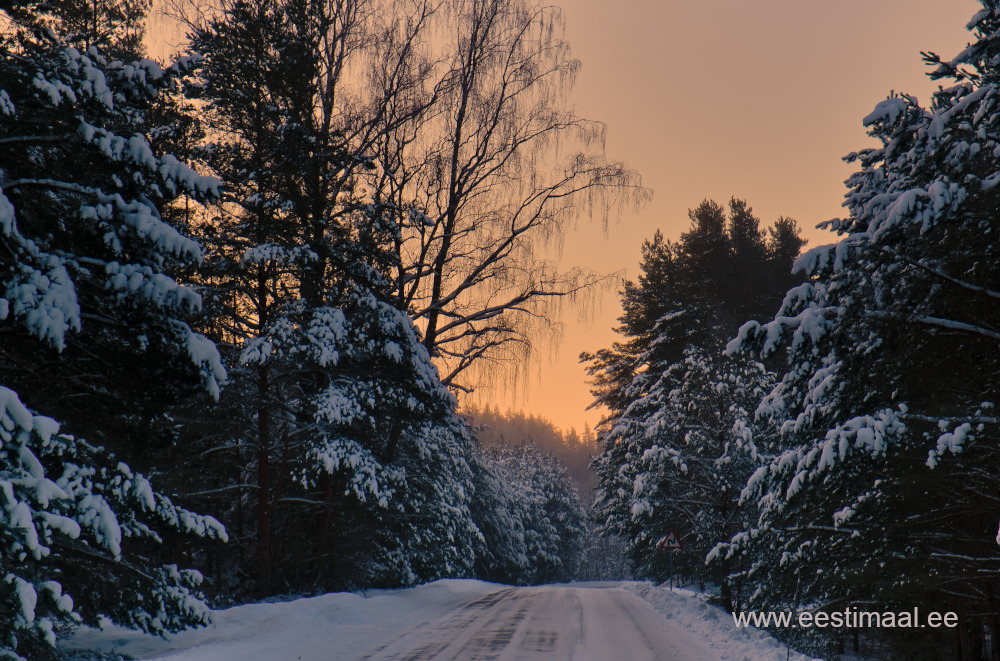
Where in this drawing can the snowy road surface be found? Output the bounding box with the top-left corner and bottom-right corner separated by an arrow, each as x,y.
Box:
358,584 -> 683,660
64,581 -> 815,660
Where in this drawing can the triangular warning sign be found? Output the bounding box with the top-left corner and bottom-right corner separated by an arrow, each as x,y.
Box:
658,530 -> 682,550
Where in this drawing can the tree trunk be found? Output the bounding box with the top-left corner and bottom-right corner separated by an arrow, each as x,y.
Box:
256,365 -> 273,597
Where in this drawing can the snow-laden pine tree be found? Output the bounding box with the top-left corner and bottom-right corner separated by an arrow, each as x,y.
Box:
0,16 -> 227,661
586,201 -> 802,596
717,2 -> 1000,651
585,203 -> 804,422
239,289 -> 481,590
468,448 -> 531,583
594,348 -> 772,601
183,0 -> 480,594
475,443 -> 587,585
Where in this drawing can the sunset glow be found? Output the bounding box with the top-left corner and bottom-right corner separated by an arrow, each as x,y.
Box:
495,0 -> 982,434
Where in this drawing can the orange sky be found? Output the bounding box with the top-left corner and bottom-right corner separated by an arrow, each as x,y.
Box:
479,0 -> 983,435
148,0 -> 982,435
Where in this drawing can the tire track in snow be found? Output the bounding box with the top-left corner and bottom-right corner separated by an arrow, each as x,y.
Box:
355,585 -> 683,660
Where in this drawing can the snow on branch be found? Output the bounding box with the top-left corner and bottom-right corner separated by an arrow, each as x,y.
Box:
864,310 -> 1000,342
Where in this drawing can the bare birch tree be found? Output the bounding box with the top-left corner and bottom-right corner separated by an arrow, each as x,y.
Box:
369,0 -> 649,392
159,0 -> 646,392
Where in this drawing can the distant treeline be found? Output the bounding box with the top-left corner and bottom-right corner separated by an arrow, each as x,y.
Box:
463,407 -> 600,504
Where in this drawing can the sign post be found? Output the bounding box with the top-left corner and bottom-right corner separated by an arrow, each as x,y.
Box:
657,530 -> 683,590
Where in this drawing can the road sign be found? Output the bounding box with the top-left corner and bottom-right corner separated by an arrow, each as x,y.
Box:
658,530 -> 682,550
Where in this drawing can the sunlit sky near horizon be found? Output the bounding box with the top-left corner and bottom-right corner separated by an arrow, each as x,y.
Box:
492,0 -> 982,435
148,0 -> 981,436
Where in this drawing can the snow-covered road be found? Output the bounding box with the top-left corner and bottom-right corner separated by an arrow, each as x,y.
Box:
64,581 -> 816,660
358,584 -> 683,660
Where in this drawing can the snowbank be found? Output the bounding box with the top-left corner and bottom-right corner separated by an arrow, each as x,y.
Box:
625,582 -> 818,661
62,579 -> 506,660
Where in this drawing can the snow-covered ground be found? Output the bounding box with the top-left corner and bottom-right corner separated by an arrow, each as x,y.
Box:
62,580 -> 816,660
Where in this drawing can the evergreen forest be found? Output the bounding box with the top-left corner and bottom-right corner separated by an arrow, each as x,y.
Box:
4,0 -> 1000,659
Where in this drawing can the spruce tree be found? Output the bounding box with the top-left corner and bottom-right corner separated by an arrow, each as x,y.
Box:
717,2 -> 1000,652
182,0 -> 480,595
587,199 -> 803,597
474,443 -> 587,585
0,14 -> 227,660
594,349 -> 772,602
